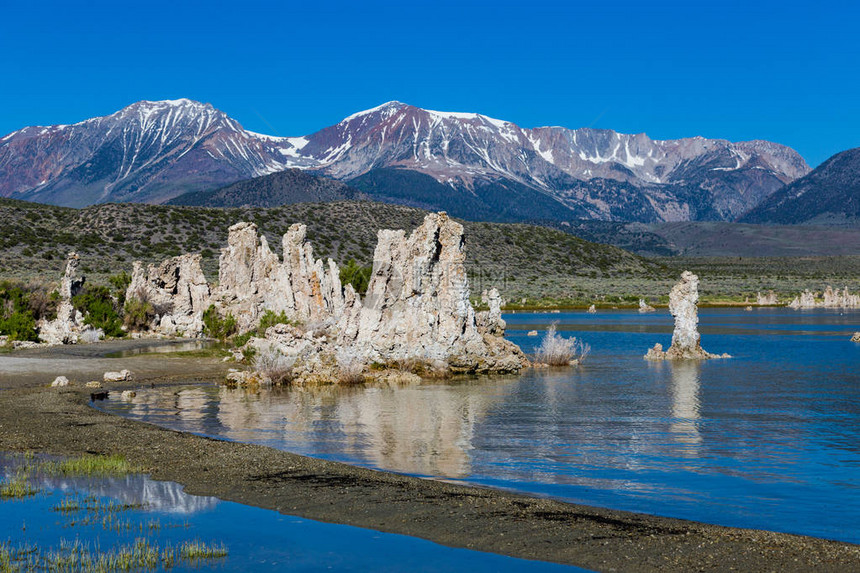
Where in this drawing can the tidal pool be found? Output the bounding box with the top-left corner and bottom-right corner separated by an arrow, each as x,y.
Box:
0,454 -> 585,572
99,308 -> 860,544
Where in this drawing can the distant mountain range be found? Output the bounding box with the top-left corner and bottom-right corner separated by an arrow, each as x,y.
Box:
167,168 -> 365,208
0,99 -> 814,224
739,147 -> 860,226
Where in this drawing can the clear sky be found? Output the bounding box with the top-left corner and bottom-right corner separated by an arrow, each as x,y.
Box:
1,0 -> 857,166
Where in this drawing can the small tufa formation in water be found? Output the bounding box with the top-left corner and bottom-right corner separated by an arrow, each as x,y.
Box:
645,271 -> 729,361
851,332 -> 860,343
787,287 -> 860,309
638,299 -> 656,313
587,304 -> 597,314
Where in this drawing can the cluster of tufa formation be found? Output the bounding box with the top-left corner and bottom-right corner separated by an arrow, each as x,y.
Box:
756,291 -> 778,305
126,254 -> 211,336
645,271 -> 729,360
787,287 -> 860,309
124,212 -> 528,382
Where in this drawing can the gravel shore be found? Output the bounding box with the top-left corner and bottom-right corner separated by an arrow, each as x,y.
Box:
1,343 -> 858,572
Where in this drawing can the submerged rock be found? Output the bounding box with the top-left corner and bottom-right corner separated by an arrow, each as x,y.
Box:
645,271 -> 728,360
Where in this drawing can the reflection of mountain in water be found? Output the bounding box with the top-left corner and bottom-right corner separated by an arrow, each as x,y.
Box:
1,456 -> 217,514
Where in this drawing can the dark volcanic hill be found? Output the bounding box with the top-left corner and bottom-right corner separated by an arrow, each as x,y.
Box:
739,148 -> 860,226
1,99 -> 810,222
168,169 -> 366,208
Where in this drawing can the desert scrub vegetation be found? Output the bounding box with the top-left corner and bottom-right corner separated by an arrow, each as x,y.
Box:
202,305 -> 237,342
0,281 -> 60,342
72,285 -> 125,338
535,323 -> 590,366
4,198 -> 858,304
252,346 -> 295,385
340,259 -> 372,294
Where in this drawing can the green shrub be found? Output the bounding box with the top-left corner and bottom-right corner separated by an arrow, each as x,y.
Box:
123,297 -> 155,331
202,305 -> 237,342
258,309 -> 293,332
340,259 -> 372,294
72,285 -> 124,338
0,281 -> 39,341
108,271 -> 132,306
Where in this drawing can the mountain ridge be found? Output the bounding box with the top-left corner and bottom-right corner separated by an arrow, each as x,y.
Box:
738,147 -> 860,226
1,99 -> 810,221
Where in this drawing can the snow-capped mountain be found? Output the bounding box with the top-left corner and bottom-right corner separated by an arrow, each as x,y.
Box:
0,99 -> 312,205
0,99 -> 810,221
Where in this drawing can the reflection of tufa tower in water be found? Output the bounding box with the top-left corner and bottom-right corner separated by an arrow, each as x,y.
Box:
669,360 -> 702,451
207,383 -> 511,479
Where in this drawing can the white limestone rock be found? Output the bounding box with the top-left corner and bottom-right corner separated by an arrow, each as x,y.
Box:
335,213 -> 528,374
476,287 -> 506,336
103,369 -> 133,382
638,299 -> 656,313
38,252 -> 86,345
645,271 -> 727,360
51,376 -> 70,387
125,253 -> 211,336
587,304 -> 596,314
756,291 -> 778,305
215,221 -> 344,332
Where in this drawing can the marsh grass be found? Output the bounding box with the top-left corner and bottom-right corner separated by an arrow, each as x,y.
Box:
40,454 -> 138,478
0,452 -> 227,572
54,496 -> 143,516
25,537 -> 227,572
0,472 -> 39,500
179,540 -> 229,560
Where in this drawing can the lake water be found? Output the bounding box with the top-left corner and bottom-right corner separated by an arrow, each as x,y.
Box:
99,308 -> 860,544
0,454 -> 584,572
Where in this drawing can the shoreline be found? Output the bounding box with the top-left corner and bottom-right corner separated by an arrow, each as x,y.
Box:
0,349 -> 858,572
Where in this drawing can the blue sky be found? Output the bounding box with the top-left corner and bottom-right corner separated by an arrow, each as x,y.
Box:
1,0 -> 857,166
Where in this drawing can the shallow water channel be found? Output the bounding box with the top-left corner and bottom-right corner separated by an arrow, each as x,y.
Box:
0,454 -> 584,572
99,308 -> 860,544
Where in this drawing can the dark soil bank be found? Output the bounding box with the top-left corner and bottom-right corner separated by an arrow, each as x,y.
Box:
0,346 -> 858,571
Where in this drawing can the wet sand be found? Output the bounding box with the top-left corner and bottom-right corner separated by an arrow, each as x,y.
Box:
0,341 -> 858,572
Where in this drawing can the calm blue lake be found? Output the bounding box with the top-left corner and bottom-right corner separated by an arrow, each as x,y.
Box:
0,454 -> 583,572
100,308 -> 860,544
